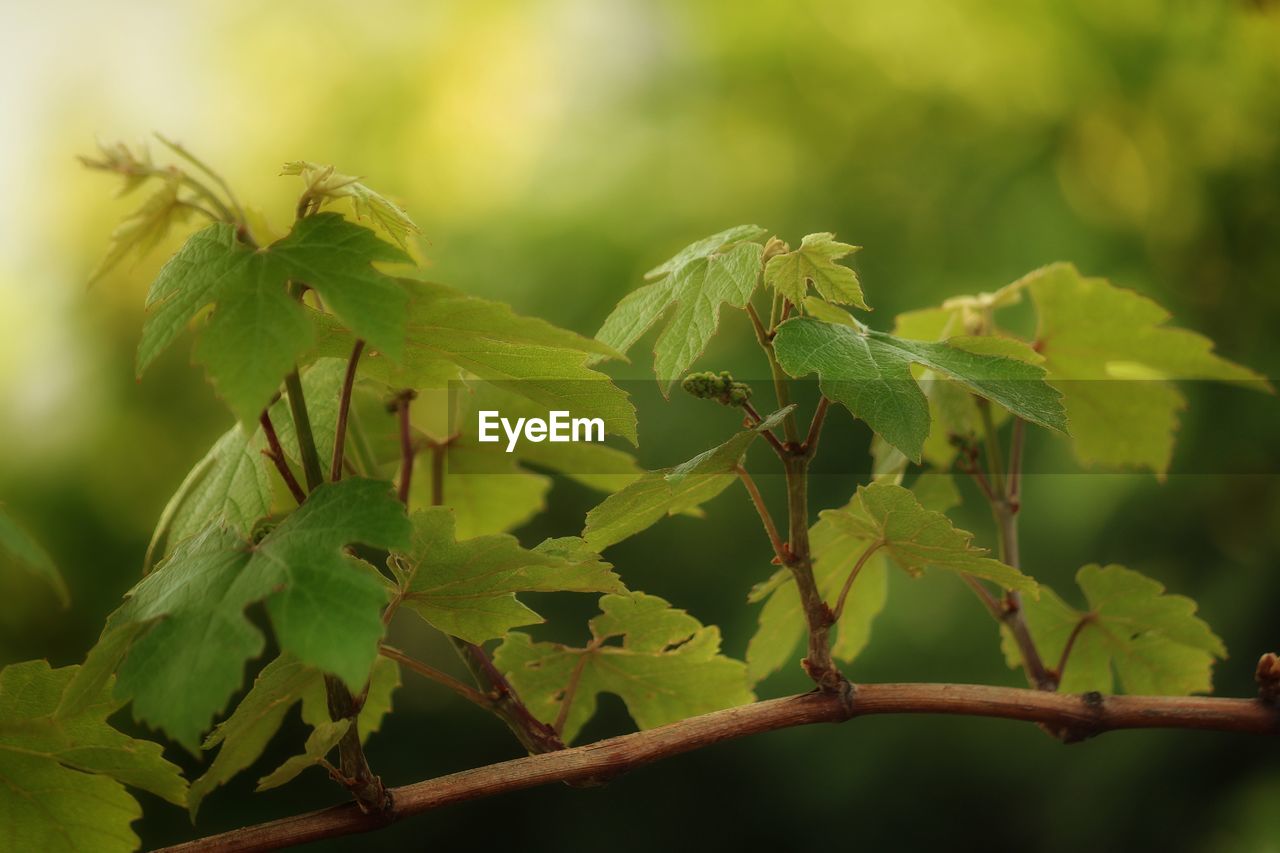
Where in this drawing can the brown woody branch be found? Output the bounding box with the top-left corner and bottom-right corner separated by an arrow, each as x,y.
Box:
157,682 -> 1278,853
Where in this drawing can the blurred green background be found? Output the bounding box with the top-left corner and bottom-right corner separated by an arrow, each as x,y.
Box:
2,1 -> 1279,850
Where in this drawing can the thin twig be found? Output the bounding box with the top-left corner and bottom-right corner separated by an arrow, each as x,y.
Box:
394,392 -> 417,506
1055,616 -> 1094,682
745,302 -> 800,444
157,684 -> 1280,853
831,541 -> 884,623
802,397 -> 829,458
553,651 -> 595,736
735,465 -> 786,563
331,340 -> 365,482
258,412 -> 306,504
1008,417 -> 1025,510
379,645 -> 490,708
740,401 -> 788,458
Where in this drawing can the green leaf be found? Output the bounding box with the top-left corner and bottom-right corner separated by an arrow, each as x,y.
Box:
282,161 -> 420,248
90,172 -> 192,283
0,660 -> 187,852
597,225 -> 766,392
255,720 -> 349,791
0,507 -> 69,606
1003,564 -> 1225,695
582,407 -> 793,550
267,213 -> 410,360
317,279 -> 636,443
392,508 -> 624,643
747,480 -> 1018,682
418,443 -> 553,538
143,424 -> 273,569
1019,264 -> 1270,477
495,592 -> 754,743
189,654 -> 398,817
772,316 -> 1066,462
764,233 -> 867,309
138,215 -> 409,424
81,479 -> 409,750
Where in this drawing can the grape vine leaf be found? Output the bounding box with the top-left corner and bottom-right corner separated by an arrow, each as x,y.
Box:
316,278 -> 637,443
0,660 -> 186,852
596,225 -> 766,392
1002,564 -> 1225,695
89,172 -> 192,283
143,424 -> 273,570
747,481 -> 1026,681
0,507 -> 69,606
892,265 -> 1269,476
390,507 -> 624,643
137,214 -> 409,424
495,592 -> 754,743
1018,264 -> 1270,477
764,232 -> 867,309
582,406 -> 793,550
772,316 -> 1067,462
73,478 -> 410,750
189,654 -> 399,816
282,161 -> 420,248
144,357 -> 349,569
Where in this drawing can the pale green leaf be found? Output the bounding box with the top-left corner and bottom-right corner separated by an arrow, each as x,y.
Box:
0,661 -> 187,852
748,481 -> 1029,682
90,172 -> 192,283
190,654 -> 398,817
393,508 -> 623,643
143,424 -> 273,569
597,225 -> 766,392
772,317 -> 1066,462
582,407 -> 793,550
317,279 -> 636,443
138,215 -> 408,424
79,479 -> 409,750
495,592 -> 754,743
0,507 -> 68,606
255,720 -> 349,791
1018,264 -> 1270,476
1004,564 -> 1225,695
283,161 -> 420,247
764,232 -> 867,309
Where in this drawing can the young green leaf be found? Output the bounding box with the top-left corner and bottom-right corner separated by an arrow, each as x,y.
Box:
582,406 -> 793,550
764,232 -> 867,309
747,480 -> 1021,682
143,424 -> 274,569
90,172 -> 192,283
0,507 -> 69,606
391,507 -> 624,643
495,592 -> 754,743
255,719 -> 350,791
772,316 -> 1066,461
316,278 -> 637,443
283,161 -> 420,248
1003,564 -> 1225,695
189,654 -> 399,817
596,225 -> 766,392
0,660 -> 187,852
78,479 -> 409,750
138,214 -> 409,424
1019,264 -> 1270,477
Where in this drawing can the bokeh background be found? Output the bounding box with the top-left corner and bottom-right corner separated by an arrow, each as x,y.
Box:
3,1 -> 1279,850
